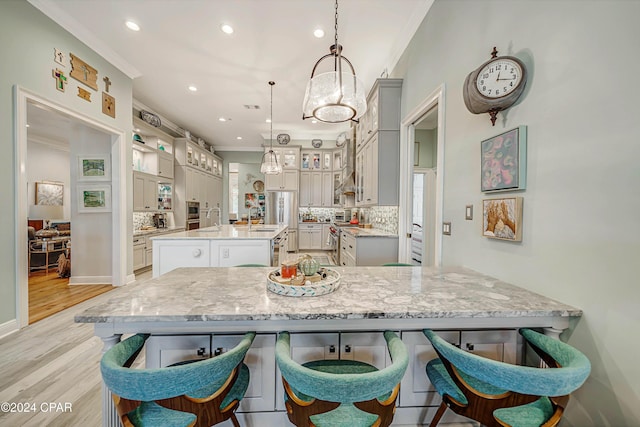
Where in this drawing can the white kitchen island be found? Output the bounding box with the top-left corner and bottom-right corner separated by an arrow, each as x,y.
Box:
76,265 -> 582,427
150,224 -> 287,277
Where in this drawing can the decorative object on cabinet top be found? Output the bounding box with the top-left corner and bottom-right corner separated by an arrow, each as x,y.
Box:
277,133 -> 290,145
311,138 -> 323,148
335,131 -> 348,147
140,109 -> 162,127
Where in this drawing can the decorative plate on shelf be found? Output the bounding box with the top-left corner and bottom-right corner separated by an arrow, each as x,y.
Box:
140,110 -> 161,127
267,268 -> 341,297
312,139 -> 323,148
253,180 -> 264,192
277,133 -> 290,145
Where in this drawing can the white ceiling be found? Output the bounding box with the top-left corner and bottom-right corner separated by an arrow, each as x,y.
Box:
30,0 -> 431,151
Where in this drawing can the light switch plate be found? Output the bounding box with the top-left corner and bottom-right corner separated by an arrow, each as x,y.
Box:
465,205 -> 473,220
443,222 -> 451,235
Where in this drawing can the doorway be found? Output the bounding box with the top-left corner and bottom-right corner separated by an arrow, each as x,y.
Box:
399,85 -> 445,265
15,87 -> 128,328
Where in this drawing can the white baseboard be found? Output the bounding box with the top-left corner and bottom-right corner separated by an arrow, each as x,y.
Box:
69,276 -> 112,285
126,273 -> 136,285
0,318 -> 19,340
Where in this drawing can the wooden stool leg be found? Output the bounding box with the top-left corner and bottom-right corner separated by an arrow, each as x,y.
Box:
230,413 -> 241,427
430,401 -> 448,427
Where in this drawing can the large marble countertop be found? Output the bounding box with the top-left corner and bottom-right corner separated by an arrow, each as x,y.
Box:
133,226 -> 185,237
340,227 -> 398,238
149,224 -> 287,240
76,266 -> 581,332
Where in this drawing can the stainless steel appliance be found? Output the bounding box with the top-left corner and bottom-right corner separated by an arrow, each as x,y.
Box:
186,201 -> 200,230
334,209 -> 352,223
271,229 -> 288,267
265,191 -> 298,251
328,225 -> 339,263
153,213 -> 167,228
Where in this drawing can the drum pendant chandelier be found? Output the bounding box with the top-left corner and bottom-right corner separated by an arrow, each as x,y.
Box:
302,0 -> 366,123
261,81 -> 282,174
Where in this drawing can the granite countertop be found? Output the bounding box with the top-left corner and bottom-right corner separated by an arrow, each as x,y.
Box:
133,226 -> 185,237
340,227 -> 398,238
75,266 -> 582,324
149,224 -> 288,240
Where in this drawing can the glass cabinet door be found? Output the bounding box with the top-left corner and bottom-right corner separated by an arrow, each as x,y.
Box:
158,182 -> 173,211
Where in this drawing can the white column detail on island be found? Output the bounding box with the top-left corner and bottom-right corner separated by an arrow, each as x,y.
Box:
98,333 -> 122,427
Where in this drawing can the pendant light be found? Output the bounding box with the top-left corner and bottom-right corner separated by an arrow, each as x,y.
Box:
261,81 -> 282,174
302,0 -> 366,123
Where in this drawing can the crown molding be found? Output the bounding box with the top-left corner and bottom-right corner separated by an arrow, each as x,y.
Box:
28,0 -> 141,79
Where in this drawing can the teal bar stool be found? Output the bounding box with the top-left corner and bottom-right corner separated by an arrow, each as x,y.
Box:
275,330 -> 409,427
100,332 -> 255,427
423,328 -> 591,427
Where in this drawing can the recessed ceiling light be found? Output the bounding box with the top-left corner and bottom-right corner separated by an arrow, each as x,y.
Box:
236,136 -> 243,140
311,119 -> 318,124
313,28 -> 325,38
25,124 -> 30,128
125,21 -> 140,31
221,24 -> 234,34
188,85 -> 198,92
218,117 -> 226,122
265,118 -> 272,123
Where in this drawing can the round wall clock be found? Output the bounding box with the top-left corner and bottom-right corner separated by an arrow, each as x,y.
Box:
463,47 -> 528,125
311,139 -> 323,148
277,133 -> 290,145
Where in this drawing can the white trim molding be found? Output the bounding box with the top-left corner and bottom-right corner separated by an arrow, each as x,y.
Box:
399,83 -> 445,266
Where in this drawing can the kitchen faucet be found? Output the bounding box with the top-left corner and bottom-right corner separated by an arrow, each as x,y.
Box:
248,205 -> 261,231
206,206 -> 222,230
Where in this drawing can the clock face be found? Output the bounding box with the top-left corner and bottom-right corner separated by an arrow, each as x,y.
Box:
475,59 -> 523,99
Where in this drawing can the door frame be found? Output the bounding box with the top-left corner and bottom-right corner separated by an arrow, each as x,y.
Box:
14,85 -> 128,328
398,84 -> 445,265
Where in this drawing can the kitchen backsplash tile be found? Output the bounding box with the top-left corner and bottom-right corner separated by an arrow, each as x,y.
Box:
133,212 -> 155,230
358,206 -> 398,234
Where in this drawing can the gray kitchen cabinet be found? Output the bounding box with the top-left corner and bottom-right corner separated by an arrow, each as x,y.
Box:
399,330 -> 518,408
339,231 -> 398,266
145,333 -> 276,413
355,79 -> 402,207
265,169 -> 299,191
298,223 -> 323,250
133,171 -> 159,212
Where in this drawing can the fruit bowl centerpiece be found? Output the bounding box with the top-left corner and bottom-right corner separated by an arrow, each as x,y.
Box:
267,267 -> 340,297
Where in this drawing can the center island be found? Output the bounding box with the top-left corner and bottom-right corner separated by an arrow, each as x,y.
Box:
150,224 -> 287,277
76,265 -> 582,426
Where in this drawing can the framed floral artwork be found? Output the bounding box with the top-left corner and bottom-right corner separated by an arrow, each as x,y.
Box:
481,126 -> 526,192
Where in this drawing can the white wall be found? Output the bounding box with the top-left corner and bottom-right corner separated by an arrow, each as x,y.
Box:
392,1 -> 640,425
27,141 -> 71,219
0,1 -> 133,324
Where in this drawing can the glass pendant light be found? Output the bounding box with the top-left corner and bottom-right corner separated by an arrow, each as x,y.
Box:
302,0 -> 366,123
261,81 -> 282,174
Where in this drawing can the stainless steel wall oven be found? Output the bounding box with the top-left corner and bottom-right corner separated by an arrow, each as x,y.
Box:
186,201 -> 200,230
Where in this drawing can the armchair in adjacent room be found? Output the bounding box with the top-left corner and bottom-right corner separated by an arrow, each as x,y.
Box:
275,330 -> 409,427
423,328 -> 591,427
100,332 -> 256,427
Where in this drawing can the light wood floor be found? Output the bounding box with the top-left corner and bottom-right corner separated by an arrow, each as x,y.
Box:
29,271 -> 115,324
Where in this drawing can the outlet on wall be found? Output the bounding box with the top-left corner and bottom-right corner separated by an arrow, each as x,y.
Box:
443,222 -> 451,235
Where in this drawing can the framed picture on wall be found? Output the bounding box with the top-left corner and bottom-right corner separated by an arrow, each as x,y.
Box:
35,182 -> 64,206
481,126 -> 527,192
482,197 -> 523,241
77,185 -> 111,213
78,154 -> 111,181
